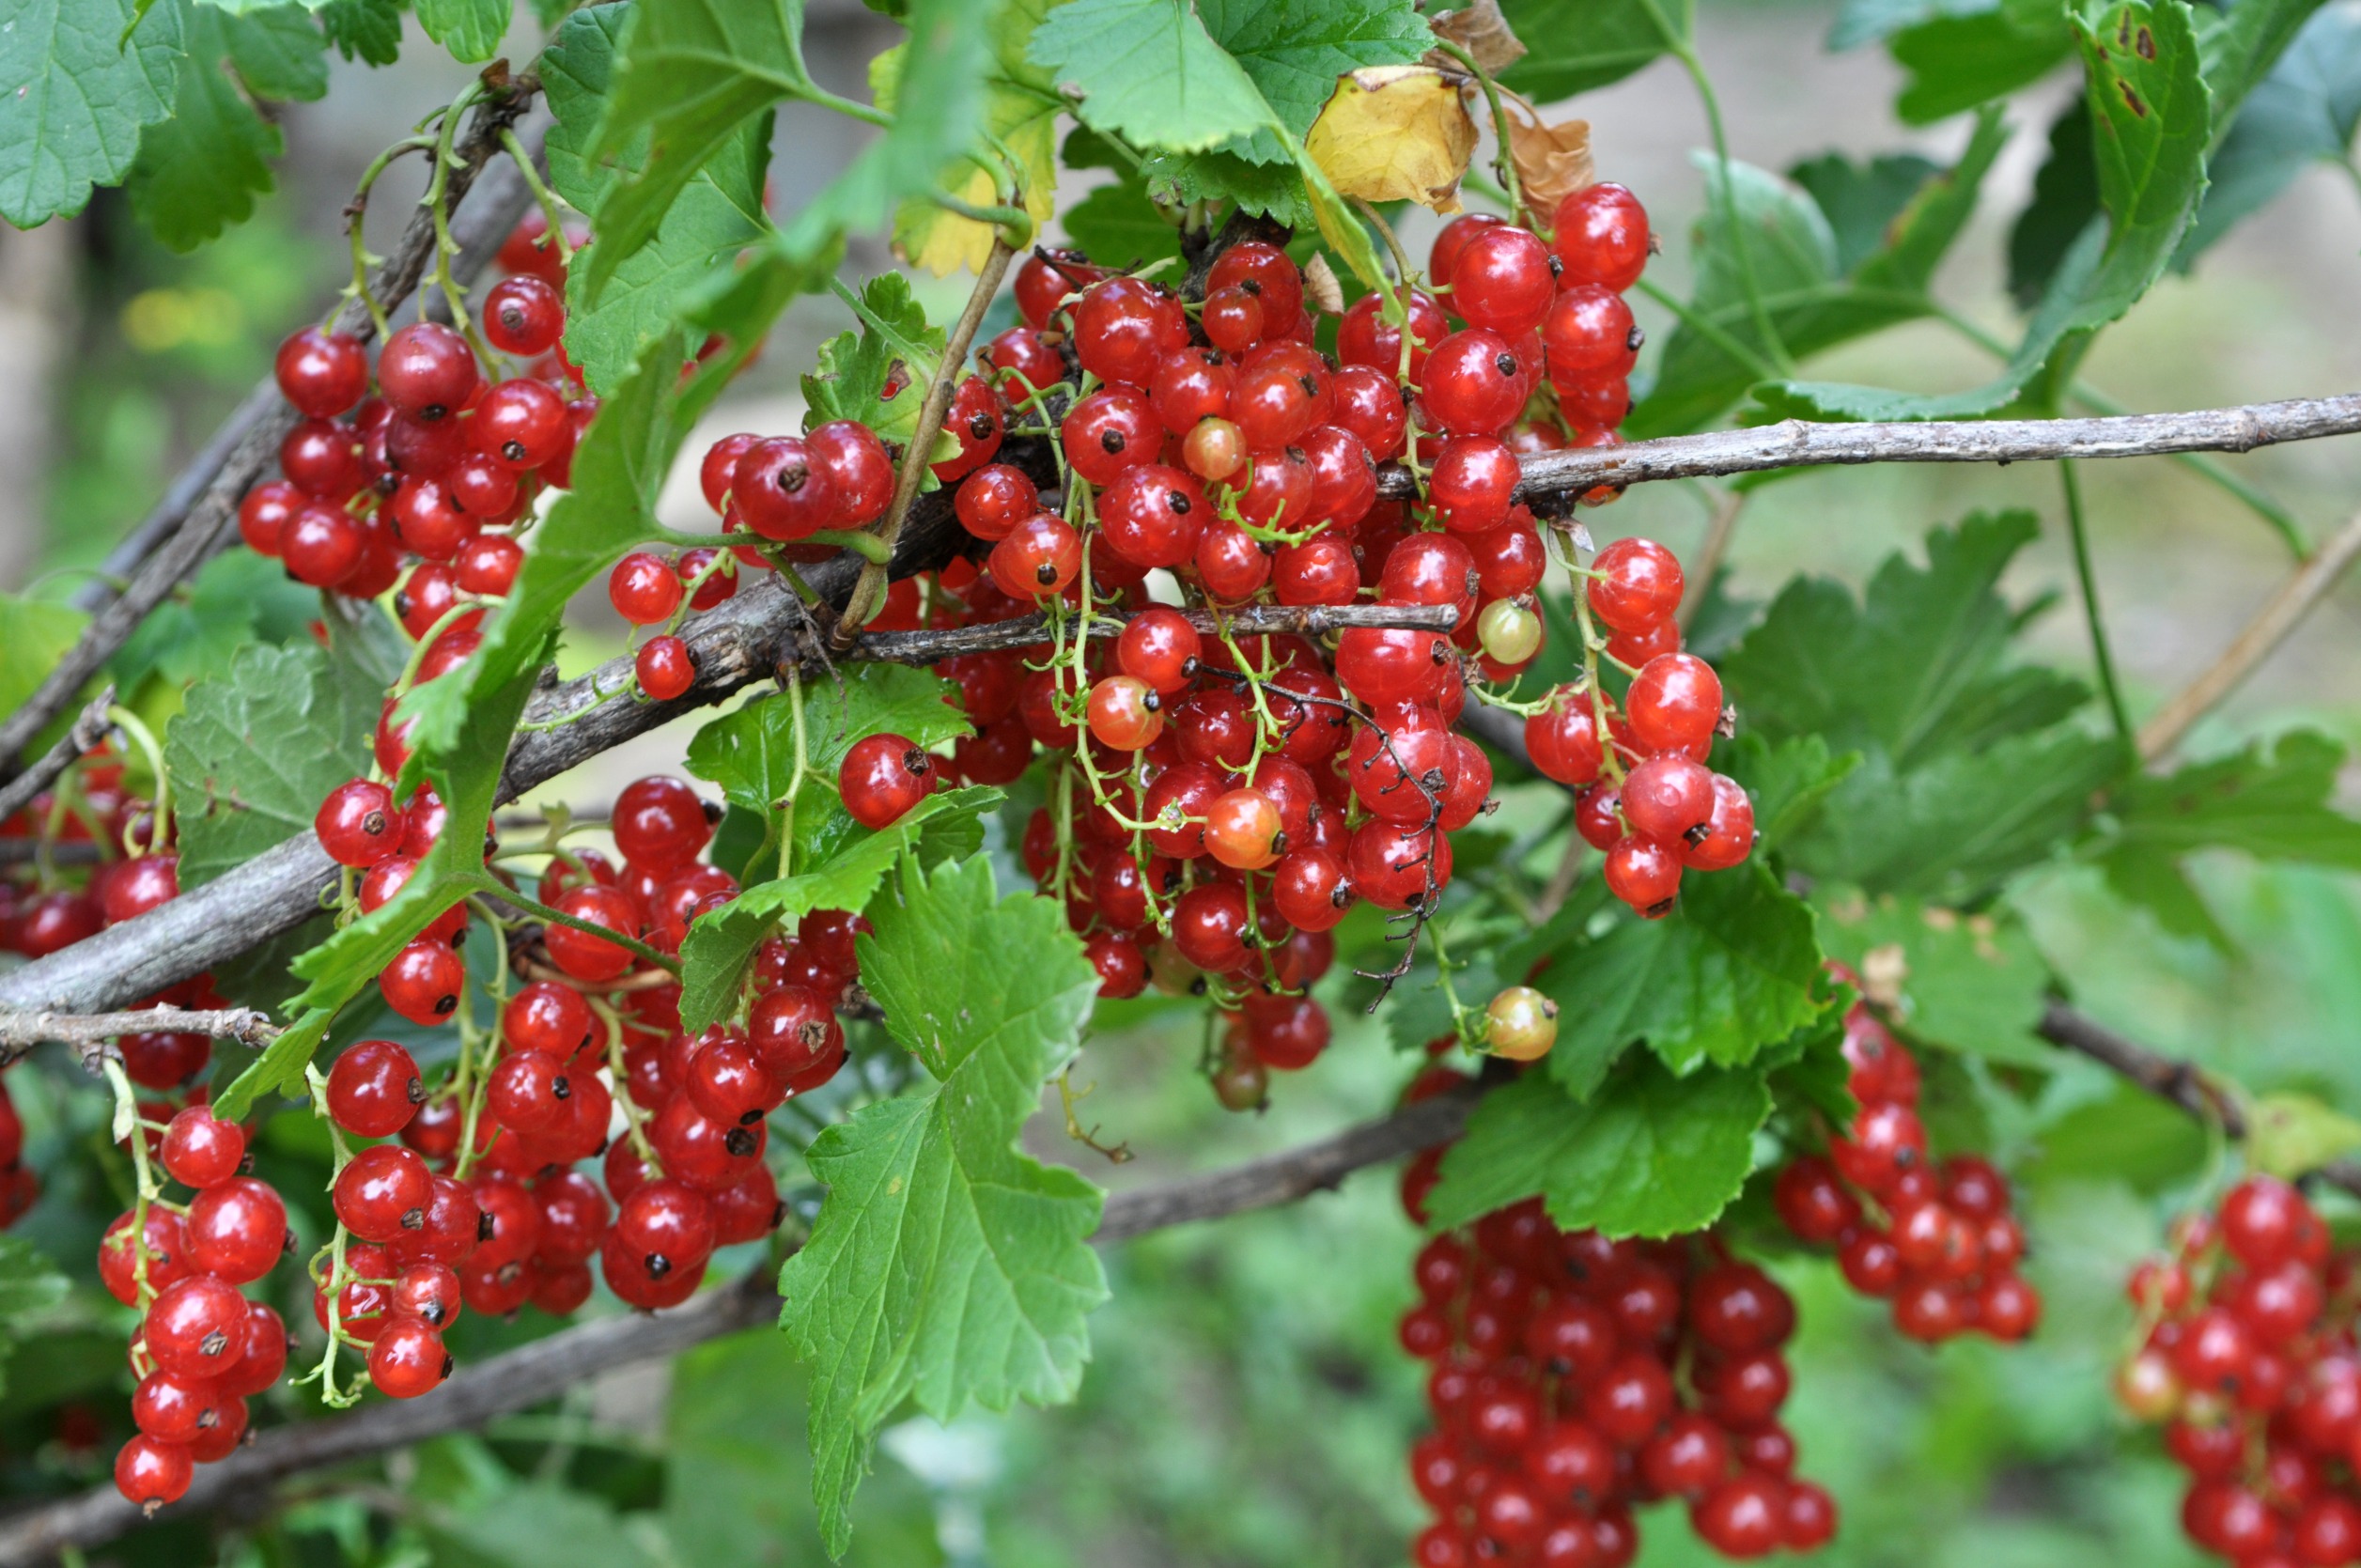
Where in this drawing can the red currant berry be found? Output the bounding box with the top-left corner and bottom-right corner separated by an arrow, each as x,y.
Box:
987,512 -> 1082,599
274,326 -> 369,418
1421,330 -> 1527,435
115,1433 -> 194,1510
839,734 -> 934,829
609,551 -> 683,625
378,321 -> 480,423
1061,384 -> 1158,487
806,419 -> 894,526
1552,183 -> 1652,292
1430,212 -> 1506,290
326,1038 -> 424,1139
636,635 -> 696,700
1452,224 -> 1557,337
1098,463 -> 1208,569
545,885 -> 642,981
953,462 -> 1039,541
184,1176 -> 287,1284
159,1107 -> 244,1189
733,436 -> 838,540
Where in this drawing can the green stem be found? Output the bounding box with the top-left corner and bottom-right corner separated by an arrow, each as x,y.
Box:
1633,276 -> 1783,383
103,706 -> 169,856
931,192 -> 1035,252
1432,39 -> 1530,229
1652,18 -> 1794,377
341,137 -> 434,338
465,876 -> 683,977
2058,459 -> 2134,748
499,127 -> 575,268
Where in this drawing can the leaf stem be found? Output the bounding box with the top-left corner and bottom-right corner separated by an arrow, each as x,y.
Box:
1632,276 -> 1783,383
497,127 -> 574,269
2058,458 -> 2134,748
1433,39 -> 1529,228
465,877 -> 683,978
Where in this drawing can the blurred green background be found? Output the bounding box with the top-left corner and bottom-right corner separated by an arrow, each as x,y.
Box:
2,0 -> 2358,1563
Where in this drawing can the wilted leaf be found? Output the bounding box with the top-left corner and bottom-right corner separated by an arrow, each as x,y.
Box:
1433,0 -> 1529,74
1506,101 -> 1592,210
2245,1092 -> 2361,1180
1305,66 -> 1478,210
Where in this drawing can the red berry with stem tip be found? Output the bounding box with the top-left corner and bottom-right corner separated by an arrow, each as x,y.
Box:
315,779 -> 405,868
1541,286 -> 1640,380
614,775 -> 716,870
1831,1100 -> 1929,1194
487,1050 -> 574,1135
1099,463 -> 1208,569
1347,819 -> 1452,910
1452,224 -> 1557,337
481,273 -> 565,355
380,939 -> 464,1026
279,503 -> 363,587
1061,384 -> 1158,488
238,479 -> 302,555
144,1273 -> 252,1381
1086,676 -> 1164,752
1148,346 -> 1235,433
100,1207 -> 192,1306
733,436 -> 838,541
1429,436 -> 1521,534
326,1038 -> 424,1139
476,378 -> 569,470
391,1261 -> 463,1329
1681,774 -> 1755,870
1604,834 -> 1682,914
184,1176 -> 287,1284
1204,788 -> 1285,870
368,1316 -> 451,1399
378,321 -> 480,422
1208,241 -> 1303,327
275,326 -> 369,417
160,1107 -> 245,1189
987,512 -> 1082,599
1588,537 -> 1684,630
1421,330 -> 1528,435
115,1434 -> 193,1510
1620,753 -> 1716,843
746,984 -> 847,1093
1553,183 -> 1652,292
932,377 -> 1006,481
545,884 -> 642,982
1073,275 -> 1186,386
806,419 -> 895,526
1201,285 -> 1266,354
1625,653 -> 1723,755
1015,247 -> 1101,327
1116,606 -> 1202,692
839,734 -> 934,829
609,551 -> 683,625
636,635 -> 695,700
131,1370 -> 225,1447
953,462 -> 1038,541
334,1143 -> 432,1244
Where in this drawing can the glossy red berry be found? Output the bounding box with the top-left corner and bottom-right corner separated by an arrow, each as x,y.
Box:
275,327 -> 370,418
380,939 -> 464,1026
144,1273 -> 253,1381
545,885 -> 643,981
481,274 -> 565,356
326,1038 -> 424,1139
115,1433 -> 194,1510
184,1176 -> 287,1284
159,1107 -> 245,1189
378,321 -> 480,422
1588,537 -> 1684,630
1098,463 -> 1208,569
953,462 -> 1039,541
839,733 -> 934,829
1452,224 -> 1557,337
987,512 -> 1082,599
636,635 -> 696,700
1421,330 -> 1527,435
734,436 -> 838,540
315,779 -> 405,868
1553,183 -> 1652,292
932,378 -> 1007,481
609,551 -> 684,625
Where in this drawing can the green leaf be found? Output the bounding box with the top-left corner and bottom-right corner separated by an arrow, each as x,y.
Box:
397,329 -> 686,781
319,0 -> 399,64
2009,99 -> 2099,306
2194,0 -> 2333,130
1889,7 -> 2072,124
546,4 -> 773,395
112,548 -> 317,695
1059,174 -> 1185,268
1761,0 -> 2208,421
675,786 -> 999,1033
219,6 -> 329,101
163,641 -> 381,888
801,274 -> 946,446
665,1333 -> 947,1568
424,1484 -> 660,1568
1028,0 -> 1278,153
1631,111 -> 2005,436
880,0 -> 1064,276
0,1238 -> 70,1401
2179,5 -> 2361,266
0,0 -> 185,228
1531,862 -> 1827,1090
1812,888 -> 2055,1063
1717,733 -> 1861,854
1138,144 -> 1317,226
1499,0 -> 1695,101
2244,1092 -> 2361,1181
589,0 -> 825,292
687,665 -> 969,824
1194,0 -> 1432,164
127,6 -> 283,252
0,594 -> 87,726
779,855 -> 1106,1556
413,0 -> 505,62
1427,1060 -> 1772,1237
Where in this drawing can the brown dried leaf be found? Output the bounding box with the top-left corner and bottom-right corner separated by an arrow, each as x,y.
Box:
1507,102 -> 1593,212
1431,0 -> 1528,76
1305,66 -> 1479,213
1301,251 -> 1344,316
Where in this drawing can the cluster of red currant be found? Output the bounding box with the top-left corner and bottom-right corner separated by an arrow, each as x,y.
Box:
2114,1176 -> 2361,1566
104,1103 -> 292,1512
1397,1173 -> 1838,1564
235,215 -> 589,630
1769,992 -> 2039,1343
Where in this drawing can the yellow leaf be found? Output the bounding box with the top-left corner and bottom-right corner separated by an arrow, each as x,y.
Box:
1305,66 -> 1478,213
2244,1092 -> 2361,1181
1506,101 -> 1594,213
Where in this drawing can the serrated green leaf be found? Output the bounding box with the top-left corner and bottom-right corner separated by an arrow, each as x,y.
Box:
676,786 -> 999,1032
1139,144 -> 1318,225
397,328 -> 686,781
215,644 -> 549,1119
1632,111 -> 2004,436
1059,174 -> 1185,267
1759,0 -> 2207,422
1029,0 -> 1276,154
1427,1061 -> 1772,1237
414,0 -> 505,62
220,6 -> 329,101
1195,0 -> 1432,164
164,641 -> 381,887
688,664 -> 969,823
1813,888 -> 2054,1063
2181,5 -> 2361,265
545,4 -> 773,395
127,6 -> 282,253
1889,7 -> 2072,124
0,0 -> 184,228
1787,148 -> 1943,272
800,274 -> 946,445
779,854 -> 1106,1556
1717,733 -> 1861,854
589,0 -> 824,293
319,0 -> 399,64
0,594 -> 87,727
2194,0 -> 2333,132
1499,0 -> 1695,101
1762,1010 -> 1858,1126
1533,862 -> 1827,1087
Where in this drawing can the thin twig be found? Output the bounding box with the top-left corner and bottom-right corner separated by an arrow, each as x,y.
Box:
0,687 -> 116,828
800,600 -> 1460,674
2136,505 -> 2361,762
1360,392 -> 2361,503
0,1007 -> 282,1068
0,88 -> 544,782
831,234 -> 1020,648
0,1083 -> 1483,1564
1678,490 -> 1746,632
